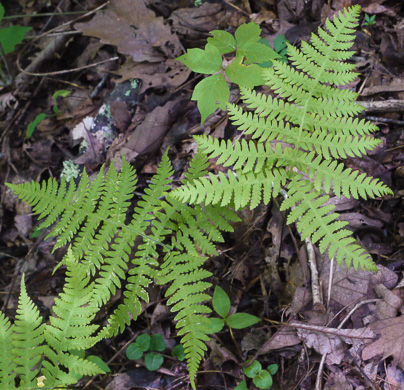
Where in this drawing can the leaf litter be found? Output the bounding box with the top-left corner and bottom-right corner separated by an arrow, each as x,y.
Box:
1,0 -> 404,388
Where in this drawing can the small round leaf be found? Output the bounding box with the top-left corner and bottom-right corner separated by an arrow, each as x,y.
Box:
234,380 -> 248,390
243,360 -> 261,378
136,334 -> 151,352
267,364 -> 278,375
172,344 -> 186,361
150,334 -> 166,352
126,343 -> 144,360
145,352 -> 164,371
253,370 -> 273,389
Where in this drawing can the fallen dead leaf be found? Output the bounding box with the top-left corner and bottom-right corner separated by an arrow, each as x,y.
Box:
75,0 -> 183,62
295,322 -> 375,365
116,58 -> 191,94
362,316 -> 404,370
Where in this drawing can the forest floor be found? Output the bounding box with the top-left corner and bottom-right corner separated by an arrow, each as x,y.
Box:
1,0 -> 404,389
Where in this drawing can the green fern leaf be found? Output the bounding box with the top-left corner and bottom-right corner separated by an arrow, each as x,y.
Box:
97,152 -> 173,338
159,252 -> 211,389
12,275 -> 47,388
42,248 -> 103,386
0,312 -> 15,388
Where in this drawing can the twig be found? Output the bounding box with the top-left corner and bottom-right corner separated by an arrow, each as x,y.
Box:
306,237 -> 325,313
326,256 -> 334,309
358,99 -> 404,112
315,353 -> 327,390
279,188 -> 323,312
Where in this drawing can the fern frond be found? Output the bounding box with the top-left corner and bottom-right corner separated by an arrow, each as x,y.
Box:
159,252 -> 211,389
42,248 -> 103,386
173,5 -> 390,273
0,312 -> 15,388
280,178 -> 377,271
97,153 -> 173,337
12,275 -> 47,388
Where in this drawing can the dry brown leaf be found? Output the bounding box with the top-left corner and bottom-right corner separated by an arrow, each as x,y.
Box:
324,369 -> 353,390
169,2 -> 224,40
338,212 -> 383,230
116,58 -> 191,94
362,316 -> 404,370
75,0 -> 183,62
108,98 -> 181,165
317,249 -> 397,310
295,323 -> 375,365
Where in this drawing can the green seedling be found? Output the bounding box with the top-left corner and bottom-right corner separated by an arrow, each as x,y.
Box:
0,3 -> 31,85
26,89 -> 71,138
235,361 -> 278,390
362,13 -> 376,26
126,333 -> 186,371
208,286 -> 260,333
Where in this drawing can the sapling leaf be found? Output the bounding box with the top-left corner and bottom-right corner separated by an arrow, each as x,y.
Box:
238,41 -> 280,64
0,25 -> 31,55
145,352 -> 164,371
192,74 -> 229,124
273,35 -> 288,53
234,380 -> 249,390
52,89 -> 71,114
208,30 -> 237,54
243,360 -> 261,378
235,22 -> 261,46
226,313 -> 260,329
150,334 -> 165,352
177,43 -> 222,74
212,286 -> 230,318
225,54 -> 266,88
207,317 -> 225,333
0,4 -> 4,22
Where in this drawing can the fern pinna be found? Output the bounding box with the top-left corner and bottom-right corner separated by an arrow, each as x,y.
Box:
172,5 -> 392,271
6,151 -> 237,389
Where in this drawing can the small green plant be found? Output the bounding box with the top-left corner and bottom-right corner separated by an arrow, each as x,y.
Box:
362,13 -> 376,26
235,361 -> 278,390
126,333 -> 185,371
257,34 -> 290,68
208,286 -> 260,333
177,22 -> 281,124
0,3 -> 31,85
26,89 -> 72,138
